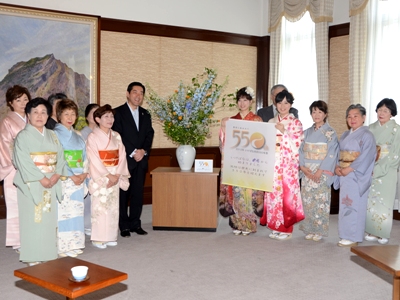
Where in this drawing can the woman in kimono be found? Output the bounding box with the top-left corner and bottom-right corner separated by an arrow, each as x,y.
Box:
54,99 -> 88,257
13,98 -> 67,265
86,104 -> 130,249
365,99 -> 400,244
0,85 -> 31,252
299,101 -> 339,242
80,103 -> 99,237
334,104 -> 376,247
80,103 -> 99,141
219,87 -> 264,235
265,90 -> 304,241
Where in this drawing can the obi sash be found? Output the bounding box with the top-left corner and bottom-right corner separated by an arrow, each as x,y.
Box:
303,142 -> 327,160
64,150 -> 83,168
376,144 -> 390,161
98,149 -> 119,167
30,152 -> 57,173
339,150 -> 360,168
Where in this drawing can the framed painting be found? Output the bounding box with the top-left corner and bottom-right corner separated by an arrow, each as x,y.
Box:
0,4 -> 99,127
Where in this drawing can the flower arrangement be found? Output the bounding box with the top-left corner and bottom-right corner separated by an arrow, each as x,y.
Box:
146,68 -> 227,147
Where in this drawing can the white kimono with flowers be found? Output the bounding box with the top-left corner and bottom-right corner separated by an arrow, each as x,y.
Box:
86,128 -> 130,242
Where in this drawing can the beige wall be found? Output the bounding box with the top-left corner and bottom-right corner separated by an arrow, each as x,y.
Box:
329,35 -> 350,138
100,31 -> 257,148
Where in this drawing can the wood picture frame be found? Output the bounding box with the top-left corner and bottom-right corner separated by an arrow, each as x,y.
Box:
0,4 -> 99,120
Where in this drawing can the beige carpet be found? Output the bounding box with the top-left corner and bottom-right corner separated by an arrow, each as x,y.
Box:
1,205 -> 397,299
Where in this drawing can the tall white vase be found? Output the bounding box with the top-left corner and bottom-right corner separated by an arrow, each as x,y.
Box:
176,145 -> 196,171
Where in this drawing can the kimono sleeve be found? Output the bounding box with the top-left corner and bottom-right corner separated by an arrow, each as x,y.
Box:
319,129 -> 339,173
0,119 -> 14,180
12,132 -> 47,205
299,128 -> 310,167
350,131 -> 376,175
219,117 -> 228,154
114,131 -> 130,191
82,139 -> 89,174
373,127 -> 400,178
13,131 -> 47,183
51,133 -> 68,177
75,130 -> 88,175
283,118 -> 304,160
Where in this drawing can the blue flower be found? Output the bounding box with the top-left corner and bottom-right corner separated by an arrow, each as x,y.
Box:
146,68 -> 226,146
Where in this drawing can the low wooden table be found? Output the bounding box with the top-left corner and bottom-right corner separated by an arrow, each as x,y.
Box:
14,257 -> 128,300
351,245 -> 400,300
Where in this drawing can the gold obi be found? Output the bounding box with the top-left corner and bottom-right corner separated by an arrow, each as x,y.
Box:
303,142 -> 327,160
30,152 -> 57,173
275,135 -> 283,153
378,144 -> 390,160
98,149 -> 119,167
339,151 -> 360,168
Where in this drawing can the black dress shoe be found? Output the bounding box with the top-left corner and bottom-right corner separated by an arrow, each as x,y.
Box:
131,227 -> 148,235
120,229 -> 131,238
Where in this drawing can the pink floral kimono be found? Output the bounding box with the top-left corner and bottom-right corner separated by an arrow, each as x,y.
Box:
0,111 -> 27,248
263,113 -> 304,233
86,127 -> 130,243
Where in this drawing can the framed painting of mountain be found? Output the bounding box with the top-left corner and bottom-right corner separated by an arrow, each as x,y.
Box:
0,4 -> 99,125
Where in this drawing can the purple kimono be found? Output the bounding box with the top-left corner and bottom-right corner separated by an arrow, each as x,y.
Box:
334,126 -> 376,242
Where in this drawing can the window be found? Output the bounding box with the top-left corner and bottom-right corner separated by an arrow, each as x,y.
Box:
364,0 -> 400,124
278,12 -> 318,130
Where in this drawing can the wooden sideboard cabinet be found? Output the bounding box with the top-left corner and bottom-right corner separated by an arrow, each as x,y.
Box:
151,167 -> 220,232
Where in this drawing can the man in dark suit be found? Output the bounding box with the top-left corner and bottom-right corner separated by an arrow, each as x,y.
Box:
257,84 -> 298,122
112,82 -> 154,238
45,93 -> 67,129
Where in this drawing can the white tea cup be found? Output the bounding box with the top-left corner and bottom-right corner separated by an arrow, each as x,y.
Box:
71,266 -> 88,281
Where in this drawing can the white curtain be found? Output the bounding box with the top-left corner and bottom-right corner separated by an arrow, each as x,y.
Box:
277,12 -> 318,130
350,0 -> 369,17
268,22 -> 282,97
269,0 -> 333,32
349,7 -> 368,106
364,0 -> 400,124
315,22 -> 329,103
350,0 -> 400,124
268,0 -> 333,130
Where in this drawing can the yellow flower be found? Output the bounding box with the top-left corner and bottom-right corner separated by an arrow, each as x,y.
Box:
178,116 -> 183,120
185,95 -> 190,99
167,99 -> 171,103
173,112 -> 177,115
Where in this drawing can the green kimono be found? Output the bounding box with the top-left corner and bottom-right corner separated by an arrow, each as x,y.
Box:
13,124 -> 67,263
366,119 -> 400,239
